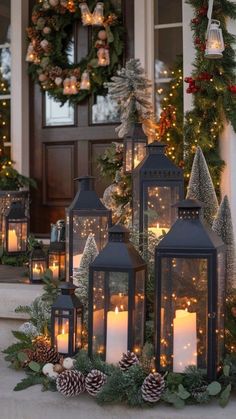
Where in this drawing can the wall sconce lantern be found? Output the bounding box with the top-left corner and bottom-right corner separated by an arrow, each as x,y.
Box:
3,201 -> 28,255
132,142 -> 184,243
154,199 -> 225,380
66,176 -> 111,277
29,244 -> 47,283
205,20 -> 225,59
48,241 -> 66,281
51,283 -> 83,356
124,123 -> 147,174
88,224 -> 147,364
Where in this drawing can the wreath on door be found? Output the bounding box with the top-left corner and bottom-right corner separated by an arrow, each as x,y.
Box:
26,0 -> 124,105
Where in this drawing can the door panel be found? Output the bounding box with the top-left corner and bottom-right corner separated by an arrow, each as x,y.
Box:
29,0 -> 134,235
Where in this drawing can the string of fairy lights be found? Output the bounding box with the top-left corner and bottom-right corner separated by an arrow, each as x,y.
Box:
0,75 -> 12,175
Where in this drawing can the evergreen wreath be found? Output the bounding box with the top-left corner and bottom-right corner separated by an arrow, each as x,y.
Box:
26,0 -> 124,105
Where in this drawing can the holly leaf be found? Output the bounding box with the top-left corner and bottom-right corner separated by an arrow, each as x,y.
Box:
17,352 -> 29,363
28,361 -> 41,373
207,381 -> 221,396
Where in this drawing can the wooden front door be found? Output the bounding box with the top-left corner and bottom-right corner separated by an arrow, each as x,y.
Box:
29,1 -> 134,235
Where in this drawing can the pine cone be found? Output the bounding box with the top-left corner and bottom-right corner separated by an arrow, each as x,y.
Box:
85,369 -> 107,396
119,351 -> 139,371
56,370 -> 85,397
141,372 -> 165,403
48,66 -> 63,79
26,27 -> 38,39
191,386 -> 209,404
30,340 -> 62,364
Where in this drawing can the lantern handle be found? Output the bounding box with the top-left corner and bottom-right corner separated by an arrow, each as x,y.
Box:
206,0 -> 214,38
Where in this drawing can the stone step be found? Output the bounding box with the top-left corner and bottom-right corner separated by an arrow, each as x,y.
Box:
0,355 -> 235,419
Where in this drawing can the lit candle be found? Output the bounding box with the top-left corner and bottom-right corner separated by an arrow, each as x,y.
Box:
173,309 -> 197,372
49,262 -> 59,279
57,329 -> 69,354
106,306 -> 128,364
148,223 -> 169,239
8,229 -> 18,252
32,263 -> 44,279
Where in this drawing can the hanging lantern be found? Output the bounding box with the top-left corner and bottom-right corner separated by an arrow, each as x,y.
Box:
3,202 -> 28,255
48,241 -> 66,280
92,2 -> 104,26
124,122 -> 148,174
79,2 -> 93,25
66,176 -> 111,277
154,199 -> 225,380
132,142 -> 184,243
80,70 -> 91,90
29,243 -> 47,283
51,283 -> 83,356
97,48 -> 110,66
205,20 -> 225,59
63,78 -> 71,95
25,44 -> 36,62
88,224 -> 147,363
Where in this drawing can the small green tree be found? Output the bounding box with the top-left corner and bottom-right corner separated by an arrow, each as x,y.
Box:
186,146 -> 219,226
212,196 -> 236,290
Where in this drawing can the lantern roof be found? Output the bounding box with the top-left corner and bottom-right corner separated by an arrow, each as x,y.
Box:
134,141 -> 183,180
30,243 -> 46,259
52,282 -> 83,309
6,201 -> 27,220
125,122 -> 147,141
156,199 -> 224,251
90,224 -> 146,270
68,176 -> 110,213
49,241 -> 65,253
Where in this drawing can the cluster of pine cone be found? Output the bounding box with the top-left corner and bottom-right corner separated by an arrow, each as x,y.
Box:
24,336 -> 62,365
56,369 -> 107,397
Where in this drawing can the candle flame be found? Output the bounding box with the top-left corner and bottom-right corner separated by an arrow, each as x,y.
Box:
62,329 -> 65,335
115,306 -> 119,314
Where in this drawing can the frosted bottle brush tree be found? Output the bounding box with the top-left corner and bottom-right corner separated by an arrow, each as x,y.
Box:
105,59 -> 153,137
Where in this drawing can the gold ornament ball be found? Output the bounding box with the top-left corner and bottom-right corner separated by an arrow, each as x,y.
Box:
98,30 -> 107,41
39,73 -> 47,82
43,26 -> 52,35
53,364 -> 64,374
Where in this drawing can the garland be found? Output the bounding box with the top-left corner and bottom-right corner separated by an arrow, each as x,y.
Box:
184,0 -> 236,195
26,0 -> 124,105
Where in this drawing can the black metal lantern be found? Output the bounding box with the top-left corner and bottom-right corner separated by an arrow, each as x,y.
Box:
51,283 -> 83,356
88,224 -> 147,364
132,142 -> 184,243
154,199 -> 225,380
124,123 -> 147,174
66,176 -> 111,276
3,201 -> 28,255
48,241 -> 66,281
29,244 -> 47,283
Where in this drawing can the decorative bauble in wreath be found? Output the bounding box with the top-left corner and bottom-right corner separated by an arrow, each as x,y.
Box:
26,0 -> 124,105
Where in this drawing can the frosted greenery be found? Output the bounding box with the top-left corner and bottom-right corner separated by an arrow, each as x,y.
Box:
212,196 -> 236,290
105,58 -> 153,138
186,146 -> 219,226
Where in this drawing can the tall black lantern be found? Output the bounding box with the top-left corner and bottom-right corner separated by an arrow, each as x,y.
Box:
154,200 -> 225,380
88,224 -> 147,364
48,241 -> 66,281
3,201 -> 28,255
124,123 -> 147,174
66,176 -> 111,277
29,244 -> 47,283
51,283 -> 83,356
133,142 -> 184,242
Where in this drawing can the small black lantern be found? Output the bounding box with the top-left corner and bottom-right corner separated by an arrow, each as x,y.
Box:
3,201 -> 28,255
48,241 -> 66,281
88,224 -> 147,364
124,122 -> 147,174
51,283 -> 83,356
66,176 -> 111,276
154,199 -> 225,380
132,142 -> 184,243
29,244 -> 47,283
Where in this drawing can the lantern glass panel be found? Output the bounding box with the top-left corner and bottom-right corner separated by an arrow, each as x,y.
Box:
71,215 -> 108,270
31,260 -> 47,281
125,140 -> 146,173
134,269 -> 145,354
7,221 -> 27,253
146,186 -> 179,239
76,310 -> 82,349
54,310 -> 70,354
160,257 -> 208,372
48,252 -> 66,280
217,251 -> 225,363
93,271 -> 105,356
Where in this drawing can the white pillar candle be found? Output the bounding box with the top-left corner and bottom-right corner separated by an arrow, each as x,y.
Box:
32,263 -> 44,279
57,330 -> 69,354
49,262 -> 59,279
106,306 -> 128,364
148,223 -> 169,239
173,309 -> 197,373
8,229 -> 18,252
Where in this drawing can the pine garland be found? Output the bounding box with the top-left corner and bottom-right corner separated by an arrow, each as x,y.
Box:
184,0 -> 236,195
